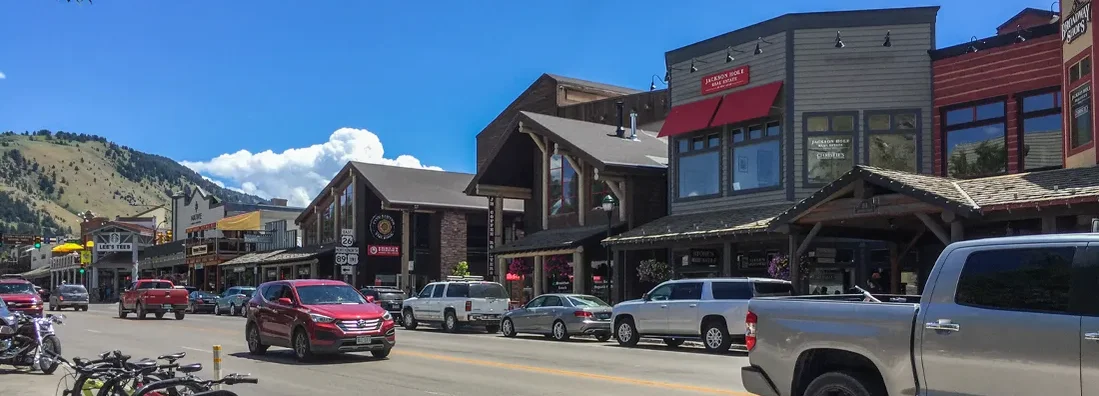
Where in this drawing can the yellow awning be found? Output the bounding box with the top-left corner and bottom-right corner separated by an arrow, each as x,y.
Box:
51,243 -> 85,253
217,211 -> 262,231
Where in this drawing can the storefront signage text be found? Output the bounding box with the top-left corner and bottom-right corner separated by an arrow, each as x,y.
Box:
701,66 -> 750,95
1063,0 -> 1092,43
98,232 -> 133,252
689,249 -> 719,266
370,214 -> 395,240
190,245 -> 209,256
367,244 -> 400,257
1072,83 -> 1092,142
487,197 -> 497,278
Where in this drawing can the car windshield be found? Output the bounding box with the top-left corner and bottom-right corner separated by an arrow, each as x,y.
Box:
58,285 -> 87,294
0,299 -> 9,318
378,291 -> 405,300
469,283 -> 508,299
568,295 -> 610,307
296,285 -> 367,305
193,292 -> 217,299
0,283 -> 35,295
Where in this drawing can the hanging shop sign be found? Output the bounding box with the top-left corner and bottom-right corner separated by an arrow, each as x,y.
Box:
367,245 -> 400,257
701,66 -> 750,95
190,245 -> 209,256
1063,0 -> 1092,43
370,214 -> 396,240
689,249 -> 720,266
97,233 -> 133,252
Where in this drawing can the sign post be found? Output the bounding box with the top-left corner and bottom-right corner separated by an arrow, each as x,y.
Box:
337,229 -> 357,283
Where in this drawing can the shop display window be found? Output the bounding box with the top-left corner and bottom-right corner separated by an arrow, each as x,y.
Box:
804,113 -> 855,185
548,153 -> 579,215
676,129 -> 721,198
339,183 -> 354,230
865,110 -> 919,173
731,122 -> 781,192
1070,83 -> 1093,150
943,100 -> 1007,178
321,202 -> 335,243
1018,90 -> 1063,170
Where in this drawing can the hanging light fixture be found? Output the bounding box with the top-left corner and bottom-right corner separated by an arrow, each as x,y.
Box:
649,74 -> 667,91
834,31 -> 845,48
883,31 -> 892,47
967,36 -> 980,54
1050,1 -> 1061,23
690,59 -> 698,73
1015,25 -> 1026,43
755,37 -> 773,55
725,47 -> 745,63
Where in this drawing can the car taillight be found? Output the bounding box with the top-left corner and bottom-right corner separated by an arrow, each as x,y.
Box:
465,301 -> 472,311
745,311 -> 758,351
573,311 -> 592,318
58,296 -> 64,301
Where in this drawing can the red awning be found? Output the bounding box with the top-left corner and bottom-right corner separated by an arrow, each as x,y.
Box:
657,96 -> 723,138
709,82 -> 784,128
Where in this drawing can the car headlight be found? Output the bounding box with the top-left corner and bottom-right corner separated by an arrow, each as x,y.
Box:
382,311 -> 392,321
309,313 -> 335,323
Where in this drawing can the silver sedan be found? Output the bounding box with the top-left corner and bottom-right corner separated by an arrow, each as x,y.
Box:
500,294 -> 612,341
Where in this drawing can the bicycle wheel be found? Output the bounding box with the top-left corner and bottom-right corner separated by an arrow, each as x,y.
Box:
68,367 -> 115,396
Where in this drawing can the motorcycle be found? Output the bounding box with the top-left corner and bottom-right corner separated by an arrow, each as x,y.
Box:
0,310 -> 64,374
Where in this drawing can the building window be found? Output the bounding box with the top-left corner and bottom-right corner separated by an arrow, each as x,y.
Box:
731,122 -> 781,192
321,202 -> 334,243
865,110 -> 919,173
1019,90 -> 1063,170
1070,56 -> 1091,84
943,100 -> 1007,178
676,129 -> 721,198
339,183 -> 354,231
1070,84 -> 1093,150
804,113 -> 856,185
303,218 -> 317,246
548,153 -> 579,215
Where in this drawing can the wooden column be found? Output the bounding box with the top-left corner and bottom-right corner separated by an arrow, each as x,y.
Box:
788,234 -> 802,294
888,242 -> 900,294
572,248 -> 586,294
492,198 -> 505,281
533,256 -> 544,296
400,210 -> 411,292
540,138 -> 550,230
1041,216 -> 1058,233
950,221 -> 964,242
722,242 -> 733,277
566,156 -> 585,226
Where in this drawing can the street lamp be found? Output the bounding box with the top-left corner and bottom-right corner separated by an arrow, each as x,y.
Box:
601,194 -> 618,300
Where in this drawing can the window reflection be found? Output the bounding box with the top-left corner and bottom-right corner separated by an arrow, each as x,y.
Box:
946,124 -> 1006,178
732,140 -> 780,191
679,151 -> 720,197
869,134 -> 917,173
1022,114 -> 1063,170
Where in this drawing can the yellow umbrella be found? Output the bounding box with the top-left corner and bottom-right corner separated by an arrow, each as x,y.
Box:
51,242 -> 85,253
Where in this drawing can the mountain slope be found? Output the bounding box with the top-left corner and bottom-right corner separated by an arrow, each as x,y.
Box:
0,130 -> 266,236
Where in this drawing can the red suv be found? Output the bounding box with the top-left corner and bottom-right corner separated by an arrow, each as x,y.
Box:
0,278 -> 44,317
245,279 -> 395,361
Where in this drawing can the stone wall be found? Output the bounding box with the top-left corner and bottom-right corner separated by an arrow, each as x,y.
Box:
438,211 -> 468,278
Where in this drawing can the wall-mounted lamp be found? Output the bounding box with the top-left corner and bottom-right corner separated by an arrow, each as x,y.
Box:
725,47 -> 746,63
883,31 -> 892,47
650,74 -> 668,91
755,37 -> 773,55
1015,25 -> 1027,43
834,32 -> 845,48
1050,1 -> 1061,23
688,57 -> 709,73
967,36 -> 980,54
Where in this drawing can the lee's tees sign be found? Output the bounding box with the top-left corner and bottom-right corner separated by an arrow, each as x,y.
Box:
1064,0 -> 1092,43
701,66 -> 750,95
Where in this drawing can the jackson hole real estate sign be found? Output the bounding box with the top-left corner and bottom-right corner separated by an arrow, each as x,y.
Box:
701,66 -> 750,95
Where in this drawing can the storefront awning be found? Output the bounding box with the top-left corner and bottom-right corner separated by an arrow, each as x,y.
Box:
657,96 -> 722,138
603,203 -> 791,247
20,266 -> 51,279
216,211 -> 262,231
220,250 -> 286,267
709,82 -> 784,128
492,224 -> 620,259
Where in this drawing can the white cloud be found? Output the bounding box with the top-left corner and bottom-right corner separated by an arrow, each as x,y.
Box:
0,71 -> 6,79
182,127 -> 442,207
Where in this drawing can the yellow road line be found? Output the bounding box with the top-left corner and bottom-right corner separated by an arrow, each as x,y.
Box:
394,349 -> 754,396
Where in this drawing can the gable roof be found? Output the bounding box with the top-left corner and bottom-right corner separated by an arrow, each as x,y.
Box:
997,7 -> 1057,31
519,111 -> 668,170
351,162 -> 524,212
545,74 -> 641,96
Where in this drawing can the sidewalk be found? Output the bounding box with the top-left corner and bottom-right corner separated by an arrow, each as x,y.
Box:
0,368 -> 72,396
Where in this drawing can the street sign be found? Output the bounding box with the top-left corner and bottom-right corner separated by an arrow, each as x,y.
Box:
346,254 -> 359,265
80,251 -> 91,264
335,254 -> 348,265
340,265 -> 354,275
2,234 -> 34,245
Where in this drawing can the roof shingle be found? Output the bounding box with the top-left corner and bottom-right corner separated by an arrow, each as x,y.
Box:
519,111 -> 668,169
493,225 -> 612,255
351,162 -> 524,212
604,203 -> 790,246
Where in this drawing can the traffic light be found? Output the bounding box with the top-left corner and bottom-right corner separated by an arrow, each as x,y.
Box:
79,262 -> 86,274
166,230 -> 173,241
33,236 -> 42,249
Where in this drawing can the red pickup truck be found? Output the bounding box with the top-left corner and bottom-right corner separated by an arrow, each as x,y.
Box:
118,279 -> 189,320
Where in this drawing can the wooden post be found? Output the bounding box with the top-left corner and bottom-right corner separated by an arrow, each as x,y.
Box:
1041,216 -> 1057,233
788,234 -> 802,294
888,242 -> 900,294
722,243 -> 733,277
572,249 -> 586,294
950,221 -> 964,242
533,256 -> 544,296
400,210 -> 410,291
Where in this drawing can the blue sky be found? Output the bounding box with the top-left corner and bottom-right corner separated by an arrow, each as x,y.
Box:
0,0 -> 1052,204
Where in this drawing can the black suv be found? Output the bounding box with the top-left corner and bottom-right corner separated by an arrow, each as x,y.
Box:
360,287 -> 408,325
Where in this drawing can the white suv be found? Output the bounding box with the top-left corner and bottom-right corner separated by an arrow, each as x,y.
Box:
401,276 -> 510,333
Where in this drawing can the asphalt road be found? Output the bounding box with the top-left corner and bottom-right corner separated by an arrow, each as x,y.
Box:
3,304 -> 756,396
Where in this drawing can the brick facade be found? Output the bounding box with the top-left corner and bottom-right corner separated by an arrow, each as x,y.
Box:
438,211 -> 468,278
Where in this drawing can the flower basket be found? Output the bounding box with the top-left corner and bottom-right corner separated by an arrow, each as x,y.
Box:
508,258 -> 532,276
544,255 -> 573,279
767,254 -> 810,282
637,259 -> 671,283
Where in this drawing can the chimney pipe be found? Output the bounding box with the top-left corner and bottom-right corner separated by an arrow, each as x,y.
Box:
615,101 -> 625,138
629,109 -> 638,140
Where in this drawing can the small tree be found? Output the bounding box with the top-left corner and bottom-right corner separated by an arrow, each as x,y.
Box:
451,261 -> 470,277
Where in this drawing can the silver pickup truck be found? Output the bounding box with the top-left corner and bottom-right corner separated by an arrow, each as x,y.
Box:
742,234 -> 1099,396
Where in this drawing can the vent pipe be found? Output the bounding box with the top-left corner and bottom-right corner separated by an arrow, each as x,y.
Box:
629,109 -> 638,140
615,101 -> 625,138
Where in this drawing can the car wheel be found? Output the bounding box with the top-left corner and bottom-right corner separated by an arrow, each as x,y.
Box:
81,306 -> 89,312
702,321 -> 731,352
187,303 -> 194,313
551,320 -> 570,341
501,319 -> 517,337
595,334 -> 611,342
485,324 -> 500,334
214,304 -> 221,316
371,348 -> 391,359
615,317 -> 639,347
246,323 -> 268,355
118,303 -> 128,319
293,328 -> 313,361
443,311 -> 459,333
803,371 -> 885,396
155,312 -> 165,320
230,304 -> 239,316
137,304 -> 147,320
402,309 -> 418,330
174,311 -> 185,320
665,338 -> 685,347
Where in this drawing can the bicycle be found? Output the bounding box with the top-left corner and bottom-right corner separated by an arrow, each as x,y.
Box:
133,373 -> 258,396
57,351 -> 202,396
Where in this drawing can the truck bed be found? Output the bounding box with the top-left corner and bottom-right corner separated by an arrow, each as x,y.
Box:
746,294 -> 920,396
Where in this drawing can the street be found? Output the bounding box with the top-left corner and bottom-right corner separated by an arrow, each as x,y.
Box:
3,305 -> 756,396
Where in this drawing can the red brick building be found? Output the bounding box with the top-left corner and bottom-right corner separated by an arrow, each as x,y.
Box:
932,8 -> 1063,177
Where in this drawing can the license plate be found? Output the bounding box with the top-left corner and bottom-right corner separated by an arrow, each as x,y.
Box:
355,336 -> 370,345
597,313 -> 611,319
162,304 -> 172,311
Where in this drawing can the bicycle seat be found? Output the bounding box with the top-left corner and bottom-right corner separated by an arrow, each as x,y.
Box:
73,357 -> 89,366
158,352 -> 186,362
133,360 -> 158,370
178,363 -> 202,373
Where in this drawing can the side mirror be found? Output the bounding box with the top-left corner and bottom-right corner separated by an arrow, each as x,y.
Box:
365,296 -> 375,304
642,293 -> 650,301
276,297 -> 293,306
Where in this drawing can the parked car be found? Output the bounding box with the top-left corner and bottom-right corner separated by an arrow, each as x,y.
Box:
359,287 -> 407,324
118,279 -> 189,320
214,286 -> 255,316
402,276 -> 510,333
612,277 -> 791,352
501,294 -> 612,341
0,278 -> 43,317
245,279 -> 395,361
740,234 -> 1099,396
188,291 -> 219,313
35,286 -> 50,301
50,284 -> 89,311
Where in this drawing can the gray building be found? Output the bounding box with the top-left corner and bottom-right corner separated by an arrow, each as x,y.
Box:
605,7 -> 939,291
